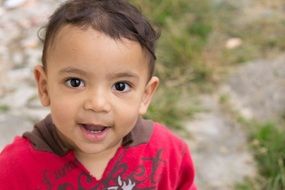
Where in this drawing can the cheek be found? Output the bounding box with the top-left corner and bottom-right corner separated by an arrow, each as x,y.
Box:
113,92 -> 143,111
48,90 -> 79,128
112,95 -> 143,123
50,100 -> 74,126
48,81 -> 78,111
50,95 -> 80,112
114,107 -> 139,135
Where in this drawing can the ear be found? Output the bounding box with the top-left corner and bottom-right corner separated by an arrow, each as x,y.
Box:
139,76 -> 159,115
34,65 -> 50,107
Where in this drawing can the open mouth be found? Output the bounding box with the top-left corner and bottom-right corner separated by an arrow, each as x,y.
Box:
80,124 -> 109,133
79,123 -> 110,142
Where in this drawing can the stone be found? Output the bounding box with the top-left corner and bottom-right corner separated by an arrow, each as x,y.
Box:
225,38 -> 242,49
185,94 -> 257,190
227,55 -> 285,122
3,0 -> 28,9
0,7 -> 5,16
0,84 -> 35,108
0,114 -> 33,151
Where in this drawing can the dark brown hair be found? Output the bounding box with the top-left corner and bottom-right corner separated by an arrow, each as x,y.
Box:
41,0 -> 160,77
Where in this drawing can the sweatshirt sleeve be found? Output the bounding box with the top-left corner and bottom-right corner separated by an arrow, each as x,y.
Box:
176,145 -> 197,190
0,148 -> 20,188
0,138 -> 30,189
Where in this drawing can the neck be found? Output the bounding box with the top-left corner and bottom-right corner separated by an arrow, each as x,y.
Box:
74,141 -> 122,179
75,142 -> 121,162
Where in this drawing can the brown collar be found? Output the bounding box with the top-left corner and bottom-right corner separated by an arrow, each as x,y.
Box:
23,115 -> 153,156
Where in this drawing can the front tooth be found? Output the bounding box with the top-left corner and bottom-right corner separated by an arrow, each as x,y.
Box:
90,128 -> 104,133
90,130 -> 100,134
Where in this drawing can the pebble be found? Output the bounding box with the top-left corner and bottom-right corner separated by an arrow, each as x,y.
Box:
0,7 -> 5,16
0,84 -> 35,108
7,67 -> 32,82
186,94 -> 257,190
21,36 -> 38,48
11,52 -> 24,66
0,114 -> 33,151
3,0 -> 28,9
0,0 -> 59,153
228,55 -> 285,121
225,38 -> 242,49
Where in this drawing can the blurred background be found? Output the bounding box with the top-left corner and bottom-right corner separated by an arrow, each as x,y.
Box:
0,0 -> 285,189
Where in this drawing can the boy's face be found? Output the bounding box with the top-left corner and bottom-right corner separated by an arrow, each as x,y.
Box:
34,25 -> 159,156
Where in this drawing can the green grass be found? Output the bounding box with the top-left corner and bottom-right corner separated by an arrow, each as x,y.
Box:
0,105 -> 9,112
145,87 -> 202,130
250,122 -> 285,189
130,2 -> 285,185
220,93 -> 285,189
130,0 -> 215,128
132,0 -> 214,85
235,179 -> 259,190
235,118 -> 285,190
129,0 -> 285,123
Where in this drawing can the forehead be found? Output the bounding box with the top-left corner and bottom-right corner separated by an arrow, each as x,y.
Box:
50,25 -> 142,53
46,25 -> 150,79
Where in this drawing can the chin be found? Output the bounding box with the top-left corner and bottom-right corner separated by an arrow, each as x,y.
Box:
77,144 -> 106,155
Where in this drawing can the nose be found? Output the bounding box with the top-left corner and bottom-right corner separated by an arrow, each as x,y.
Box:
83,88 -> 111,113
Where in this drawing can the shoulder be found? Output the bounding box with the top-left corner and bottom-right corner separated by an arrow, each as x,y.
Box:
0,137 -> 33,184
0,136 -> 31,159
147,122 -> 192,162
0,137 -> 32,168
151,122 -> 189,151
149,122 -> 197,189
0,135 -> 62,169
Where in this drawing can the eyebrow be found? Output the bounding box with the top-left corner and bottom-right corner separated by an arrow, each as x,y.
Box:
58,67 -> 140,80
58,67 -> 88,76
108,72 -> 139,80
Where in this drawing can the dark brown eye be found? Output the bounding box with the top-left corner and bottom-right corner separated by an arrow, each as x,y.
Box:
65,78 -> 84,88
113,82 -> 130,92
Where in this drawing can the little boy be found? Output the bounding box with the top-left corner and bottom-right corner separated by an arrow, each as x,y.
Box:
0,0 -> 196,189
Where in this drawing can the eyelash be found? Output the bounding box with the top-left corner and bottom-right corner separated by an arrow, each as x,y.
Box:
64,78 -> 133,92
64,77 -> 85,88
112,81 -> 132,93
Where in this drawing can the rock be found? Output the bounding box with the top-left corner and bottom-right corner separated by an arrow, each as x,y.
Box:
11,51 -> 24,66
21,35 -> 38,48
185,95 -> 256,190
24,48 -> 42,67
0,84 -> 35,108
0,114 -> 33,151
186,54 -> 285,189
0,1 -> 55,153
7,67 -> 32,83
3,0 -> 28,9
22,107 -> 49,122
225,38 -> 242,49
0,7 -> 5,16
227,55 -> 285,122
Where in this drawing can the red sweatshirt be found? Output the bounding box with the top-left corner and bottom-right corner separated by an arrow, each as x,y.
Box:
0,115 -> 196,189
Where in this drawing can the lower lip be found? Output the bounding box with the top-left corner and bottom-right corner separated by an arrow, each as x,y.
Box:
79,125 -> 110,142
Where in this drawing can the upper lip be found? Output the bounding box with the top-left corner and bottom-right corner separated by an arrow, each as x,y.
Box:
79,123 -> 111,132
